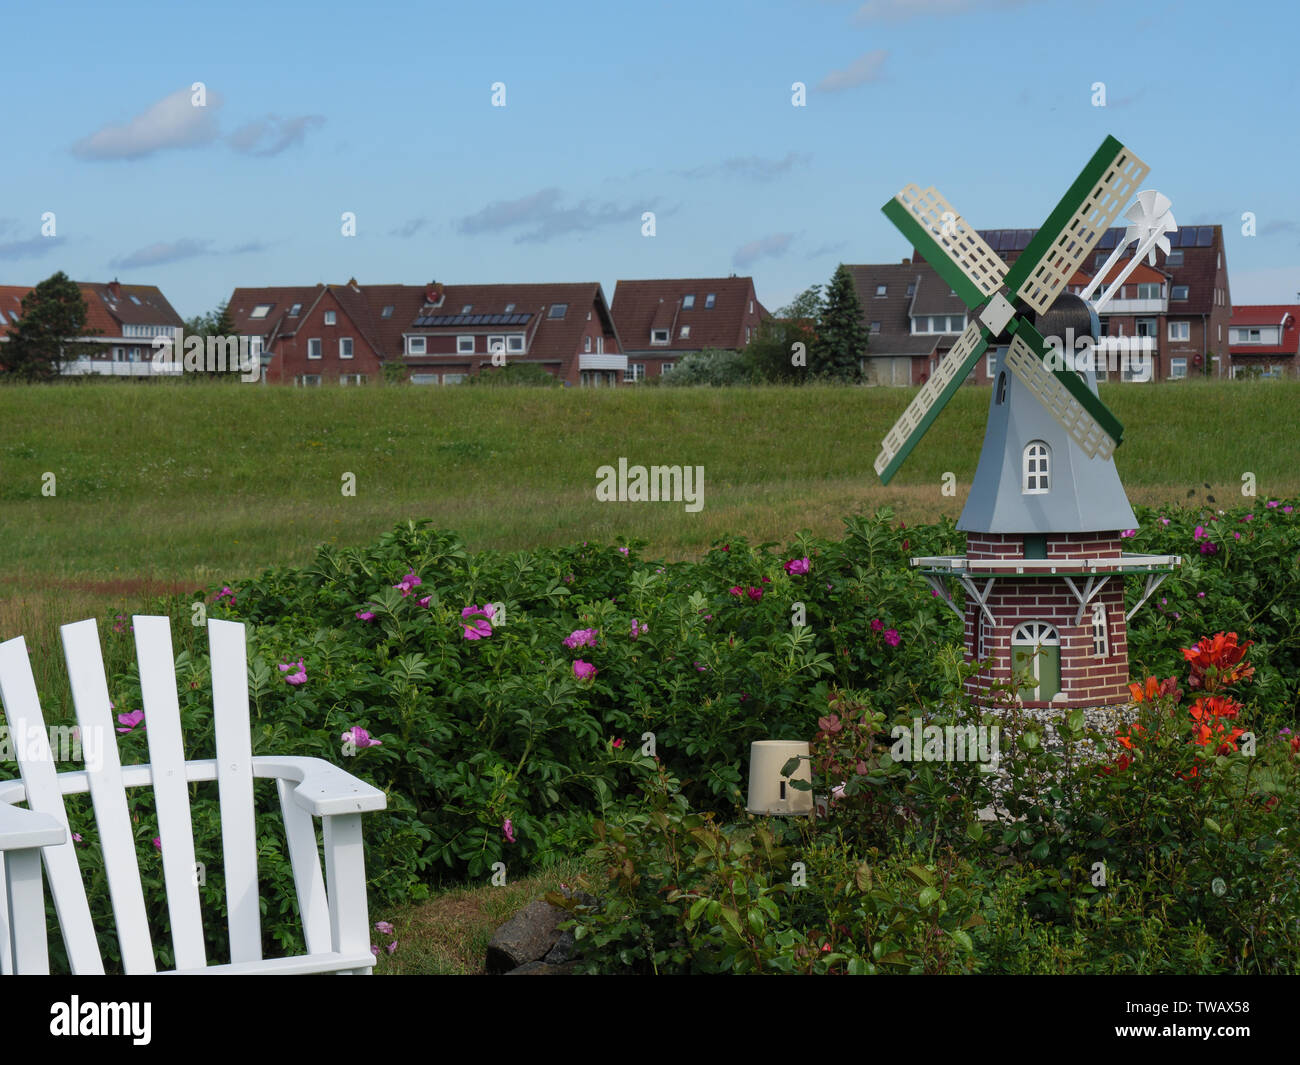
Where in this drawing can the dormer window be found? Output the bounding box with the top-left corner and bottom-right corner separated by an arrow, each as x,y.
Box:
289,304 -> 302,317
1023,441 -> 1050,494
651,329 -> 669,345
682,294 -> 695,309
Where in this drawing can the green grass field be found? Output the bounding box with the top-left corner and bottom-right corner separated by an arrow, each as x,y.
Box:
2,377 -> 1297,645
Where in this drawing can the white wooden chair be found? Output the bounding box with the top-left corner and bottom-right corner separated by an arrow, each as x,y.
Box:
0,616 -> 387,974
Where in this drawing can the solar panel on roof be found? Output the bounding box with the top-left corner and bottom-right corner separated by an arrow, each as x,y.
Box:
1097,230 -> 1117,249
1197,227 -> 1213,246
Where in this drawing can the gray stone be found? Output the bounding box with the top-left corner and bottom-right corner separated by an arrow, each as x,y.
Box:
486,899 -> 564,973
543,928 -> 577,965
504,959 -> 576,975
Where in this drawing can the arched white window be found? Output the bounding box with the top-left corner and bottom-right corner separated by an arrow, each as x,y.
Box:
1092,603 -> 1109,657
1023,441 -> 1050,494
1011,621 -> 1060,701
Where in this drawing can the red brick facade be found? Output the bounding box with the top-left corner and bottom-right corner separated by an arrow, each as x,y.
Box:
962,531 -> 1132,709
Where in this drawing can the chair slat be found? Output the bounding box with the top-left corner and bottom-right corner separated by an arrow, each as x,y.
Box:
0,635 -> 104,974
3,850 -> 50,974
132,617 -> 206,970
0,853 -> 9,974
60,619 -> 156,974
277,778 -> 331,954
207,619 -> 261,964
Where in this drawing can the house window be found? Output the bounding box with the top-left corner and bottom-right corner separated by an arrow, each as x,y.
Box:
705,293 -> 716,309
407,336 -> 426,355
488,334 -> 505,354
1135,318 -> 1157,337
661,362 -> 674,374
461,305 -> 473,314
596,336 -> 604,354
651,329 -> 669,345
1023,441 -> 1050,494
1168,321 -> 1189,342
548,304 -> 567,319
457,336 -> 474,354
624,363 -> 646,382
288,303 -> 302,317
746,327 -> 751,343
870,321 -> 881,333
996,371 -> 1007,404
324,311 -> 336,325
679,325 -> 691,339
506,334 -> 525,353
749,300 -> 754,313
906,283 -> 915,298
682,294 -> 695,309
1092,604 -> 1109,658
443,373 -> 466,385
1094,252 -> 1108,269
1170,357 -> 1188,379
339,338 -> 353,359
985,351 -> 995,378
381,305 -> 394,318
504,303 -> 515,313
584,336 -> 592,352
1171,285 -> 1188,301
1011,622 -> 1061,702
1167,250 -> 1184,267
250,304 -> 272,319
875,284 -> 887,298
1136,283 -> 1162,299
410,373 -> 437,384
308,338 -> 322,359
339,373 -> 367,386
295,374 -> 322,387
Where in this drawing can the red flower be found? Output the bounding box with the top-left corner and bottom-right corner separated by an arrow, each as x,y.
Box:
1181,632 -> 1254,692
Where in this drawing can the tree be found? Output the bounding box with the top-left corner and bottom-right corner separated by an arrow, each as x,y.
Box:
181,300 -> 240,379
2,272 -> 95,382
743,284 -> 822,383
811,265 -> 868,381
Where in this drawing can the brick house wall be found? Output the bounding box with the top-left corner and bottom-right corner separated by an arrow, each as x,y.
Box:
962,531 -> 1132,708
269,291 -> 383,384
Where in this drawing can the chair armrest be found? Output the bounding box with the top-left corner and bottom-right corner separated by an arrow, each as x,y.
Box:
0,800 -> 66,851
251,757 -> 387,818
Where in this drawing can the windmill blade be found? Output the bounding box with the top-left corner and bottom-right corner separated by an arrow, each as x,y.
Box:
1004,322 -> 1123,460
875,319 -> 990,483
1004,136 -> 1150,314
882,185 -> 1008,309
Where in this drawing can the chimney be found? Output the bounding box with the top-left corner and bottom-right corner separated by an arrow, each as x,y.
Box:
108,279 -> 122,299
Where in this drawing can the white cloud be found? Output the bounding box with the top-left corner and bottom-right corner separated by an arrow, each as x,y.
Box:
72,87 -> 223,161
853,0 -> 1034,22
110,238 -> 211,269
228,114 -> 325,156
817,50 -> 888,93
733,233 -> 795,268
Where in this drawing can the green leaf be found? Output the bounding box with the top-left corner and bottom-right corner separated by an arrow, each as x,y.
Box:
919,885 -> 940,907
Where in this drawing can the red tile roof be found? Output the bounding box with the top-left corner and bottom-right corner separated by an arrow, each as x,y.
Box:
0,282 -> 181,339
1228,304 -> 1300,356
611,277 -> 765,352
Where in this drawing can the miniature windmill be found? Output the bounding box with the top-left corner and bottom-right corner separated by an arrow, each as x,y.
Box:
879,135 -> 1181,709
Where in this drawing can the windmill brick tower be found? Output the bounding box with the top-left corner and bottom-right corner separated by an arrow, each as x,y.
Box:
875,137 -> 1181,710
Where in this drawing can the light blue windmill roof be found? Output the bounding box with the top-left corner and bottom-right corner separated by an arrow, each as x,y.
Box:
957,346 -> 1137,534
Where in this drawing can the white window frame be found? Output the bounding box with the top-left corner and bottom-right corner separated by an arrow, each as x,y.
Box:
624,362 -> 646,382
1023,441 -> 1050,495
1171,285 -> 1188,301
457,335 -> 475,354
307,338 -> 322,360
324,311 -> 336,326
1011,621 -> 1060,701
410,373 -> 437,385
488,334 -> 505,354
985,351 -> 995,378
682,294 -> 695,310
506,334 -> 525,353
875,285 -> 887,298
1136,283 -> 1162,299
296,374 -> 322,387
250,304 -> 272,319
407,335 -> 426,355
584,336 -> 592,352
651,329 -> 669,345
339,373 -> 366,386
1092,603 -> 1109,657
1170,356 -> 1187,379
339,337 -> 354,359
705,293 -> 716,309
679,325 -> 691,339
288,303 -> 302,317
661,362 -> 674,374
442,373 -> 466,385
1168,320 -> 1189,342
1135,317 -> 1157,338
596,336 -> 604,354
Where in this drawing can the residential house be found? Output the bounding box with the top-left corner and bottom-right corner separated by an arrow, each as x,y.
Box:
0,280 -> 183,376
611,277 -> 767,381
229,280 -> 623,386
847,224 -> 1232,385
1228,305 -> 1300,378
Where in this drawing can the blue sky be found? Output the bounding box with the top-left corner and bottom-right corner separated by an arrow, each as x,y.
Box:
2,0 -> 1296,320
